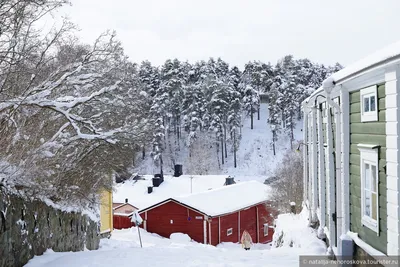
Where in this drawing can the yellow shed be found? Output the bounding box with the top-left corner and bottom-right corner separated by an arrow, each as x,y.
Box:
99,189 -> 113,236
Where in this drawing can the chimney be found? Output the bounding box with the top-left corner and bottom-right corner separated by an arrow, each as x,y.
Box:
125,198 -> 128,203
225,176 -> 236,186
152,175 -> 163,187
148,186 -> 153,194
174,164 -> 183,177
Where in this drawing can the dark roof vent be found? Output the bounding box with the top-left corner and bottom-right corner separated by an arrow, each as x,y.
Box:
152,175 -> 163,187
148,186 -> 153,194
224,176 -> 236,186
174,164 -> 183,177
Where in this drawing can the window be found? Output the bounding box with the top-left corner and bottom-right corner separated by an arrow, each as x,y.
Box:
360,85 -> 378,122
358,145 -> 379,234
227,228 -> 233,236
263,223 -> 269,236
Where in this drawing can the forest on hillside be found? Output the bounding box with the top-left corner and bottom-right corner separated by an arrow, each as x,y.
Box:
0,0 -> 342,205
130,57 -> 342,177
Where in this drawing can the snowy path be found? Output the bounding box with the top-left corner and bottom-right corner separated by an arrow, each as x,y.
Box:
25,227 -> 321,267
222,103 -> 303,181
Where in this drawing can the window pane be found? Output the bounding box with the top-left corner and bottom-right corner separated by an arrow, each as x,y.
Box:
365,191 -> 371,217
370,96 -> 376,111
371,193 -> 377,220
365,164 -> 370,189
371,165 -> 377,192
364,97 -> 370,112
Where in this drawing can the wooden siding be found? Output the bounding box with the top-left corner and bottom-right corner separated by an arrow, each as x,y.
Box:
257,203 -> 274,244
144,201 -> 205,243
219,212 -> 239,243
140,200 -> 275,246
349,84 -> 387,254
113,215 -> 132,229
210,219 -> 219,246
100,190 -> 113,233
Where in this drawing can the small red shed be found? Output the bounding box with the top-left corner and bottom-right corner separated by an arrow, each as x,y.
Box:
132,181 -> 276,246
113,203 -> 138,229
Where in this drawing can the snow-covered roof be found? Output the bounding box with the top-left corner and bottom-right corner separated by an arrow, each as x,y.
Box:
330,40 -> 400,83
113,175 -> 232,210
173,180 -> 270,216
138,181 -> 271,217
304,40 -> 400,106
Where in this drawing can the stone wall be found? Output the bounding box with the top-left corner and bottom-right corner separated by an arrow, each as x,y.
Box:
0,188 -> 100,267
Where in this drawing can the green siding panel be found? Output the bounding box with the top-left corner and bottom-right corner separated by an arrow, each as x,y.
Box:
349,85 -> 387,254
350,122 -> 386,135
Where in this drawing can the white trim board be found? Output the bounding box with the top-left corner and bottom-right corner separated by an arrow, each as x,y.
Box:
385,69 -> 400,256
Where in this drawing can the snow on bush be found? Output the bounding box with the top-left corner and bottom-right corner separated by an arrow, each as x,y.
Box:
170,233 -> 192,243
272,207 -> 326,255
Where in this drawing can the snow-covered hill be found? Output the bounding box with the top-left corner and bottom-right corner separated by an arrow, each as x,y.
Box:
222,103 -> 303,180
131,103 -> 303,183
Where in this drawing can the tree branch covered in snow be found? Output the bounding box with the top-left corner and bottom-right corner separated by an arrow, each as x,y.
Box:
0,1 -> 152,204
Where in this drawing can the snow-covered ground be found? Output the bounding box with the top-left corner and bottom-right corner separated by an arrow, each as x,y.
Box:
25,208 -> 326,267
222,103 -> 303,179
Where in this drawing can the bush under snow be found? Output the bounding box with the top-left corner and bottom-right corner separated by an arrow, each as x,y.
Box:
170,233 -> 192,243
272,207 -> 327,255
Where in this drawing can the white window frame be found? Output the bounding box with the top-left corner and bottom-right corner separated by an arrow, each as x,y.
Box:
263,223 -> 269,236
360,85 -> 378,122
227,228 -> 233,236
358,145 -> 379,234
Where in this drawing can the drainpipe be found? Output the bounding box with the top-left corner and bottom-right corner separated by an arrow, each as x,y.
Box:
310,107 -> 318,224
322,78 -> 350,258
302,103 -> 309,204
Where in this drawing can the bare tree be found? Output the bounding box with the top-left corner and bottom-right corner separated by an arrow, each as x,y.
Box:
184,133 -> 219,175
269,147 -> 303,213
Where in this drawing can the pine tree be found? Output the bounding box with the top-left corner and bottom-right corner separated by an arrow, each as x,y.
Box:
241,77 -> 259,130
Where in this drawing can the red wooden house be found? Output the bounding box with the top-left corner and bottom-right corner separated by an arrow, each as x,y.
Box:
131,181 -> 276,246
113,202 -> 138,229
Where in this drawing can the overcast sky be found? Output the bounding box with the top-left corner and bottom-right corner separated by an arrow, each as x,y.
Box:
59,0 -> 400,68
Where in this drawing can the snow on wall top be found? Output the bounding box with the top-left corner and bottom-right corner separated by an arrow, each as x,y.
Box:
330,40 -> 400,82
304,40 -> 400,105
172,180 -> 270,216
113,175 -> 230,210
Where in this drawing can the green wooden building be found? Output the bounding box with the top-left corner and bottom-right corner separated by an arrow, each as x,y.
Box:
302,42 -> 400,259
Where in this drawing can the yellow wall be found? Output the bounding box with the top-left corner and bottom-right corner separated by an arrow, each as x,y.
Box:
100,190 -> 113,234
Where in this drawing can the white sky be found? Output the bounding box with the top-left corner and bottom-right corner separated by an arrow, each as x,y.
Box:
58,0 -> 400,68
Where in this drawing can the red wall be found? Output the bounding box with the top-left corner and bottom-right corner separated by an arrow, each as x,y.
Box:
141,201 -> 205,243
218,202 -> 276,245
219,212 -> 239,243
239,206 -> 258,243
257,202 -> 275,244
113,215 -> 132,229
209,219 -> 219,246
139,200 -> 277,246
